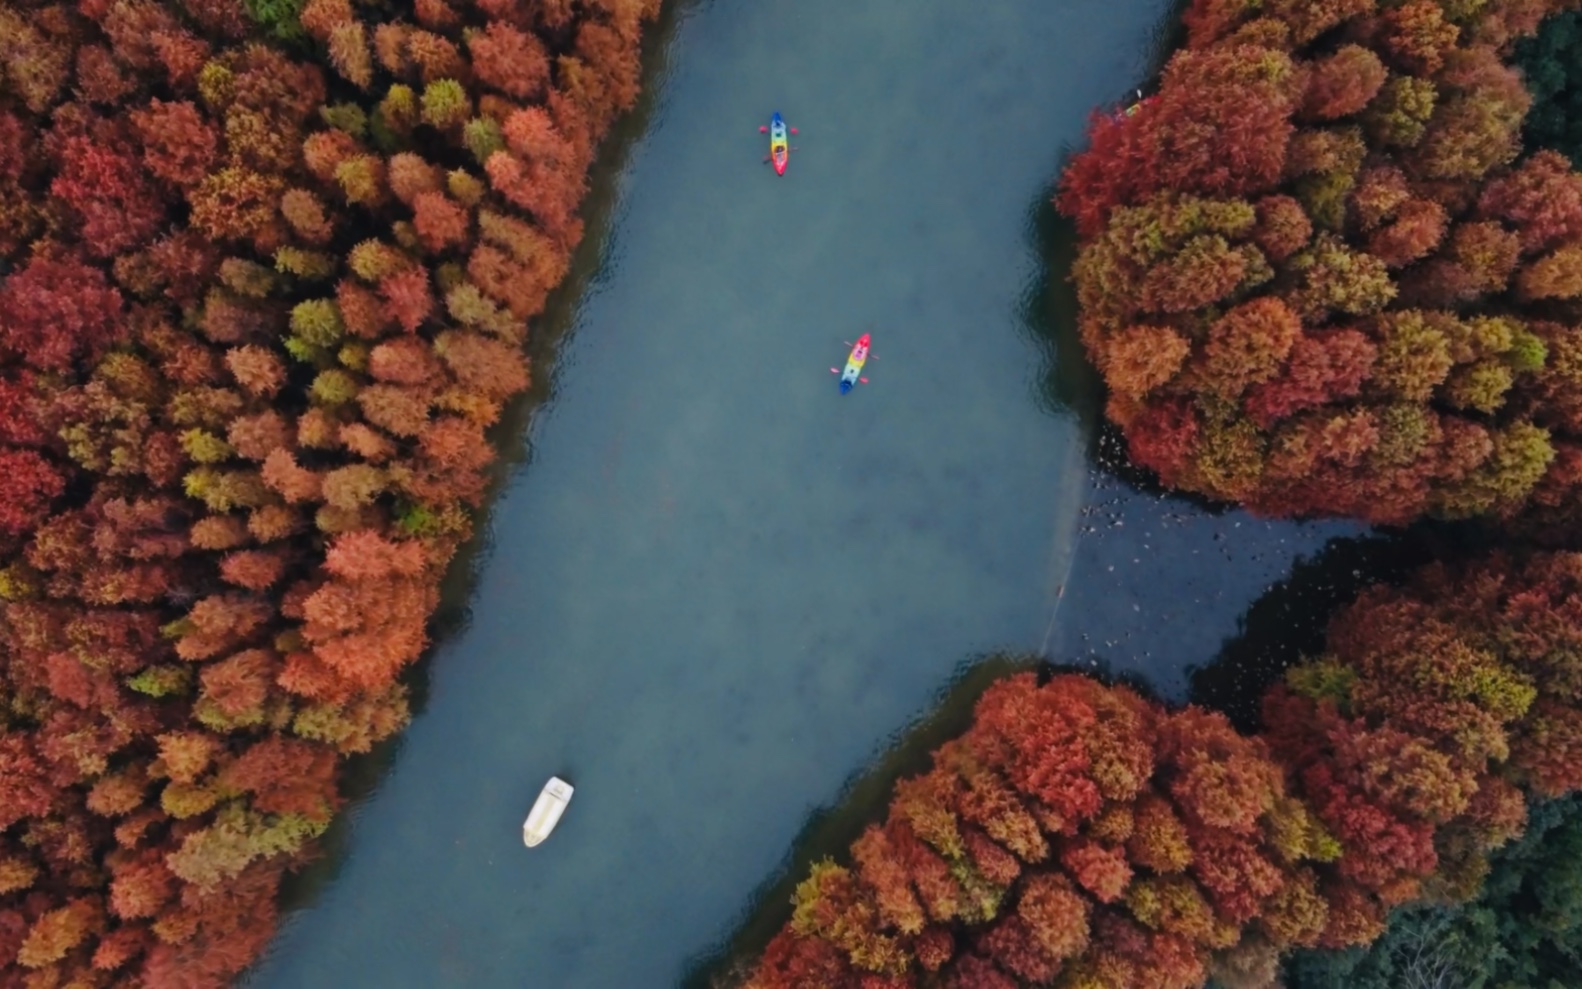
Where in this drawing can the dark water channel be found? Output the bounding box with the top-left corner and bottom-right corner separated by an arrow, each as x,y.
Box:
246,1 -> 1385,986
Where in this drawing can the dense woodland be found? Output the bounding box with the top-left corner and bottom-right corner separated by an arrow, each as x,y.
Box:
1285,792 -> 1582,989
0,0 -> 657,984
743,0 -> 1582,986
1513,8 -> 1582,170
1060,0 -> 1582,525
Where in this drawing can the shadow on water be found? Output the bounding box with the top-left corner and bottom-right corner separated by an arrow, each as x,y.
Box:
1187,529 -> 1433,733
1026,149 -> 1236,522
1024,200 -> 1220,508
1019,0 -> 1190,430
267,0 -> 698,916
1022,196 -> 1099,425
1020,0 -> 1242,515
1186,517 -> 1499,733
675,653 -> 1035,989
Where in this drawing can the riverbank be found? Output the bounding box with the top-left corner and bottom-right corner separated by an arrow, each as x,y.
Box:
739,538 -> 1582,987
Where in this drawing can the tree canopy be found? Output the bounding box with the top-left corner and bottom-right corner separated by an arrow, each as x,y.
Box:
0,0 -> 660,983
1057,0 -> 1582,525
1286,793 -> 1582,989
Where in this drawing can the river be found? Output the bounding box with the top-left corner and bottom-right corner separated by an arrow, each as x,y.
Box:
245,1 -> 1365,986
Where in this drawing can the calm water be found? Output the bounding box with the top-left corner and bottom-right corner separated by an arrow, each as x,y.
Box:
247,1 -> 1364,986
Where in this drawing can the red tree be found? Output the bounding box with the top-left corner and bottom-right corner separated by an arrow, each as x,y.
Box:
379,266 -> 435,333
467,21 -> 550,100
50,132 -> 168,257
0,449 -> 66,536
1476,149 -> 1582,254
411,191 -> 471,252
0,249 -> 127,372
1300,46 -> 1386,121
131,99 -> 220,188
1057,45 -> 1299,237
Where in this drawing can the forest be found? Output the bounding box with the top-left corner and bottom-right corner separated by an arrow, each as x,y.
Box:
0,0 -> 658,984
1284,791 -> 1582,989
742,0 -> 1582,985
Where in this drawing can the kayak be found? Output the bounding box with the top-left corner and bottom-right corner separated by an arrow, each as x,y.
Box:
767,112 -> 790,175
834,333 -> 871,394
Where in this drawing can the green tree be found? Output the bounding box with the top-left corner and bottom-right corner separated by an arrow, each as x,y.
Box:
1286,794 -> 1582,989
1514,11 -> 1582,167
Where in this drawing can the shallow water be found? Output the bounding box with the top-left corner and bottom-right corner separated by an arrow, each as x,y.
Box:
245,1 -> 1366,986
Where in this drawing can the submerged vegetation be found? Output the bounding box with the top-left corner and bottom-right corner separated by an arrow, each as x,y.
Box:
0,0 -> 657,983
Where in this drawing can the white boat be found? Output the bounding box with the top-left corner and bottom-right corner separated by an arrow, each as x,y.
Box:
523,776 -> 574,847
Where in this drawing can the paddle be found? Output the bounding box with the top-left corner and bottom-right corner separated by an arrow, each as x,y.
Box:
829,369 -> 871,385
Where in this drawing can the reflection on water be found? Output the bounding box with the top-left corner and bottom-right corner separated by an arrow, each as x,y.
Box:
241,1 -> 1402,987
